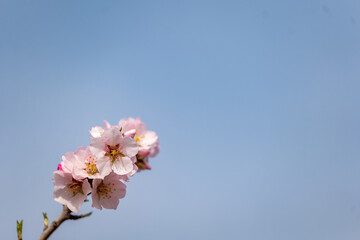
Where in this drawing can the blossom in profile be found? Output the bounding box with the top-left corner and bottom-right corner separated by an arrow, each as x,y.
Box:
134,149 -> 152,170
71,146 -> 107,180
134,157 -> 152,170
90,127 -> 138,175
91,173 -> 127,210
53,171 -> 91,213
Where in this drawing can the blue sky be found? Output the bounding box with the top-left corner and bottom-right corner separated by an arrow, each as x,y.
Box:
1,0 -> 360,239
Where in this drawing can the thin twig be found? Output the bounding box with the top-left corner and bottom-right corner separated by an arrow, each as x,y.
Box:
38,205 -> 92,240
70,211 -> 92,220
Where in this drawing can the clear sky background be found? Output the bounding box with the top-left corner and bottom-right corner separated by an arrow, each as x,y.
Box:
1,0 -> 360,239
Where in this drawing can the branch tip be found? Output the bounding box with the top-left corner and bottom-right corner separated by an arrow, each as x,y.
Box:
16,219 -> 23,240
42,212 -> 49,230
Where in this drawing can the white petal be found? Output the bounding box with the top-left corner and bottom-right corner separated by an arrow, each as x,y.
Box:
112,157 -> 133,175
121,137 -> 139,157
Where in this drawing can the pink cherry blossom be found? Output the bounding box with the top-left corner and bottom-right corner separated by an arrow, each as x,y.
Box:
118,117 -> 159,170
90,127 -> 138,175
119,118 -> 159,154
71,146 -> 108,180
118,117 -> 146,136
91,173 -> 127,210
53,171 -> 91,213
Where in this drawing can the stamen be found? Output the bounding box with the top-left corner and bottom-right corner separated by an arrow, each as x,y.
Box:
134,132 -> 145,145
64,181 -> 84,197
105,144 -> 124,163
97,182 -> 117,200
85,156 -> 99,175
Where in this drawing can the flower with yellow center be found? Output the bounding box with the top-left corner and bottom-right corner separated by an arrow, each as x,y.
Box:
72,147 -> 106,180
53,171 -> 91,213
90,127 -> 138,176
91,173 -> 127,210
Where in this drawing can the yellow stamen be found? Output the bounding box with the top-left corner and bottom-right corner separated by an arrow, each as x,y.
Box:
134,132 -> 145,144
97,182 -> 116,200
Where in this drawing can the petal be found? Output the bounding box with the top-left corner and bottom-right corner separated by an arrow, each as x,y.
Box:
90,138 -> 106,158
103,172 -> 121,182
118,118 -> 134,132
82,179 -> 92,195
111,181 -> 127,200
137,149 -> 150,159
66,192 -> 87,213
123,129 -> 136,138
102,120 -> 111,129
90,126 -> 104,139
142,131 -> 158,147
53,171 -> 72,191
96,157 -> 113,178
61,152 -> 75,173
112,157 -> 133,175
100,197 -> 119,210
135,117 -> 147,133
72,159 -> 87,180
74,146 -> 87,155
149,141 -> 160,157
102,127 -> 123,145
53,188 -> 69,205
121,137 -> 139,157
91,179 -> 102,210
127,164 -> 138,177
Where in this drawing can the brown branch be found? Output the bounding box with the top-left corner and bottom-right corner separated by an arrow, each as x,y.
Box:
38,205 -> 92,240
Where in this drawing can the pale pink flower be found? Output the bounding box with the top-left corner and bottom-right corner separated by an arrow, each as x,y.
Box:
119,118 -> 159,155
89,120 -> 112,139
90,127 -> 138,175
118,117 -> 146,137
71,146 -> 107,180
119,117 -> 159,170
53,171 -> 91,213
91,173 -> 127,210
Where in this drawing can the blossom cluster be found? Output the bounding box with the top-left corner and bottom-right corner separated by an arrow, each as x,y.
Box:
52,118 -> 159,212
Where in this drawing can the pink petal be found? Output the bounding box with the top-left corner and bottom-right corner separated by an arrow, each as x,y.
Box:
121,137 -> 139,157
137,149 -> 150,159
142,131 -> 158,147
102,120 -> 111,129
91,179 -> 103,210
96,157 -> 113,178
102,127 -> 123,146
123,129 -> 136,138
53,171 -> 72,191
